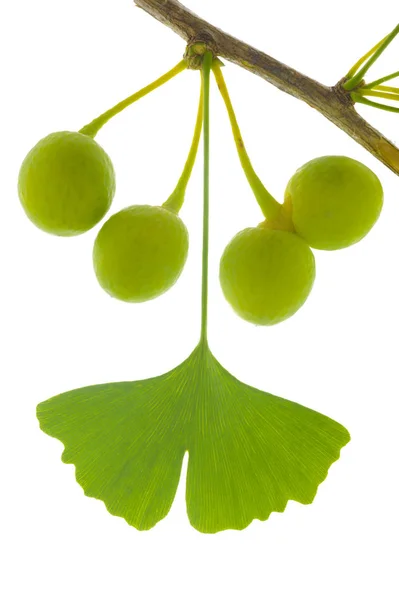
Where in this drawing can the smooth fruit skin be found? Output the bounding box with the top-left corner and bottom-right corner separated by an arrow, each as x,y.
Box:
219,227 -> 315,325
285,155 -> 383,250
93,205 -> 189,302
18,131 -> 115,236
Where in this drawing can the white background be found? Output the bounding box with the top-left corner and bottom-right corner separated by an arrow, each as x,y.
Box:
1,1 -> 399,598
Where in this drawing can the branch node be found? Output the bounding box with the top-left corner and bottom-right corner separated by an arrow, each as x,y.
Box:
333,78 -> 356,107
184,40 -> 218,70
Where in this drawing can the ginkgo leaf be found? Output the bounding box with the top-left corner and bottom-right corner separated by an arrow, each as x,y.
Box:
37,342 -> 350,533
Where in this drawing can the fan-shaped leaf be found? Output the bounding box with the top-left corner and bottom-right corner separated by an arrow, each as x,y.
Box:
37,343 -> 350,533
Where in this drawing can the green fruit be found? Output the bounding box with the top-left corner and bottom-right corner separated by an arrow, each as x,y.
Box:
93,205 -> 189,302
284,155 -> 383,250
18,131 -> 115,236
219,227 -> 315,325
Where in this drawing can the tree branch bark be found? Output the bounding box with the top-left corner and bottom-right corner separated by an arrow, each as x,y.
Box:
134,0 -> 399,176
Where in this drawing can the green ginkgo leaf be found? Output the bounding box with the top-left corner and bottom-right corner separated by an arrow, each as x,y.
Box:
37,342 -> 350,533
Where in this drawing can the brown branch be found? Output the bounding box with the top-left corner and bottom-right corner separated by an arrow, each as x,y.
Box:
134,0 -> 399,176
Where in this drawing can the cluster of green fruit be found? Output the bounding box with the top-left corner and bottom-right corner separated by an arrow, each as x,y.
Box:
221,155 -> 383,325
17,55 -> 383,326
18,129 -> 190,302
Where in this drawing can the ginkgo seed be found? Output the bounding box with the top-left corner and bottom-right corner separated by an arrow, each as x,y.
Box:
93,205 -> 189,302
284,155 -> 383,250
219,226 -> 315,325
18,131 -> 115,236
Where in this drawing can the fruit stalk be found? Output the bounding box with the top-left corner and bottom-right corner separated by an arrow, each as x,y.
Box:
79,60 -> 187,137
163,77 -> 204,213
211,61 -> 284,223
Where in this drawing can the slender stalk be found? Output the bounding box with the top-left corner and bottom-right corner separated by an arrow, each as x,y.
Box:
343,24 -> 399,90
357,89 -> 399,102
362,70 -> 399,89
374,84 -> 399,93
79,60 -> 187,137
351,93 -> 399,114
211,61 -> 282,222
200,51 -> 212,345
163,79 -> 204,213
345,33 -> 388,79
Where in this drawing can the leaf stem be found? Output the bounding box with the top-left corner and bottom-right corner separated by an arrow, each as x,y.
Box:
351,92 -> 399,113
362,70 -> 399,89
163,79 -> 203,213
357,89 -> 399,102
345,33 -> 388,79
211,61 -> 282,221
79,60 -> 187,137
373,84 -> 399,93
200,51 -> 213,345
343,24 -> 399,91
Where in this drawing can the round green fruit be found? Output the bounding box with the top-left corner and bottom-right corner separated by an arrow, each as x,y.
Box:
18,131 -> 115,236
219,227 -> 315,325
284,155 -> 383,250
93,205 -> 189,302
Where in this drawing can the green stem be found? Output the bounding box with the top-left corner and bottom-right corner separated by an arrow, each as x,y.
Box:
357,89 -> 399,102
374,84 -> 399,93
211,61 -> 282,221
362,70 -> 399,89
343,24 -> 399,91
200,51 -> 213,345
351,92 -> 399,113
163,79 -> 204,213
79,60 -> 187,137
345,33 -> 388,79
